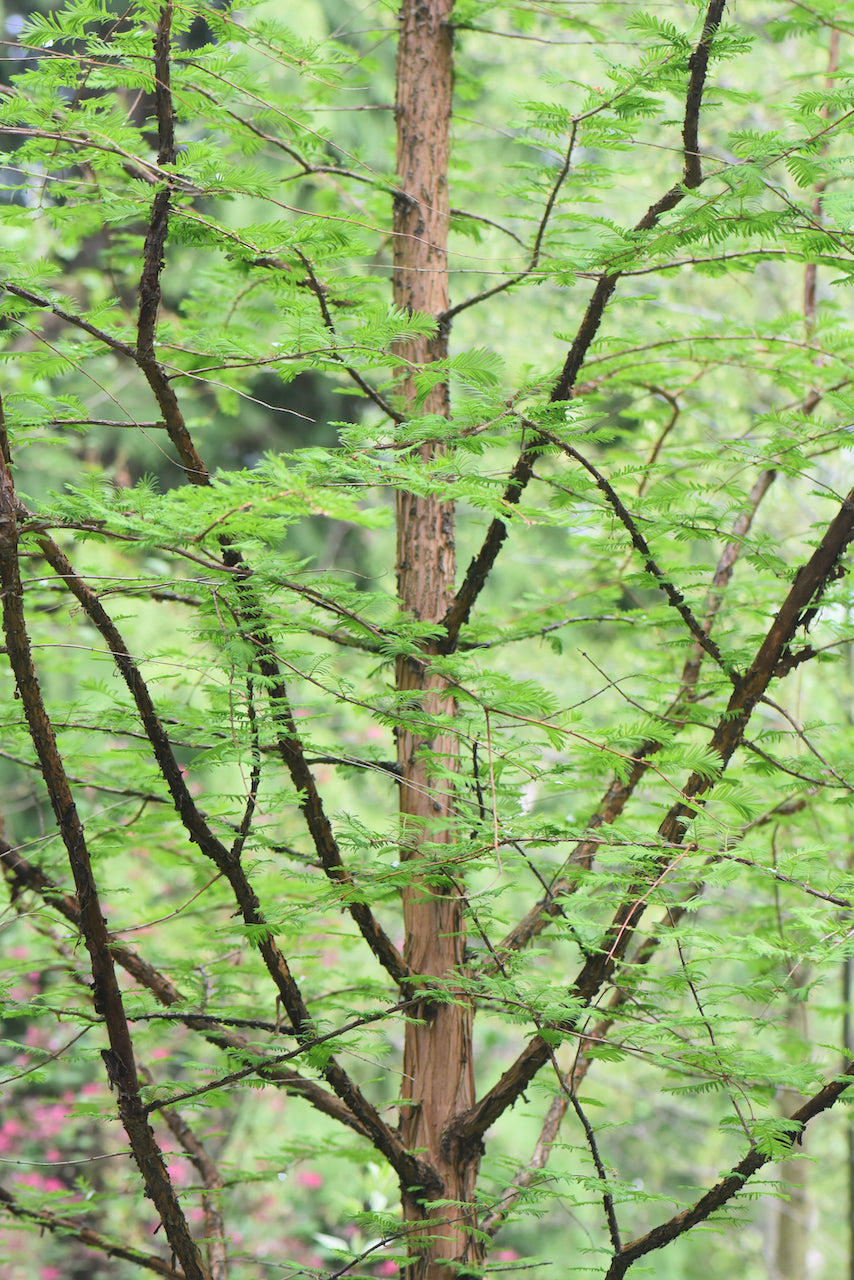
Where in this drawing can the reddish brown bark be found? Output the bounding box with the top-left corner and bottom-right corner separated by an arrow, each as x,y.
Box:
393,3 -> 480,1276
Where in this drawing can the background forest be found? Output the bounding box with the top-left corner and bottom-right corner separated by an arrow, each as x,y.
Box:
2,1 -> 854,1278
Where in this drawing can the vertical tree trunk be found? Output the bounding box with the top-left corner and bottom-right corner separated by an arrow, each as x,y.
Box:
844,953 -> 854,1280
770,966 -> 812,1280
393,4 -> 480,1277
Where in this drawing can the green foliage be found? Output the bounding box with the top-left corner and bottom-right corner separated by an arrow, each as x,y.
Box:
1,2 -> 854,1280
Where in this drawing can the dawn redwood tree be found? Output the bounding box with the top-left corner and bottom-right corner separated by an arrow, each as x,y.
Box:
391,3 -> 479,1270
2,2 -> 854,1279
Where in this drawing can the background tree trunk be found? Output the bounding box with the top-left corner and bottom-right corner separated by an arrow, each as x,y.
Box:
770,965 -> 812,1280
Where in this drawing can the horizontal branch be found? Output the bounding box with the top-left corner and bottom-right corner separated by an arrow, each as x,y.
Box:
0,1184 -> 179,1277
143,1000 -> 417,1118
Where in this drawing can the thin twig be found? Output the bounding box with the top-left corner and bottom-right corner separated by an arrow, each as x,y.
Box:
141,1063 -> 229,1280
293,248 -> 402,421
497,464 -> 776,960
0,838 -> 373,1138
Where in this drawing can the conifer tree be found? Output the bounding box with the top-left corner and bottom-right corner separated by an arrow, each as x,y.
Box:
1,3 -> 854,1278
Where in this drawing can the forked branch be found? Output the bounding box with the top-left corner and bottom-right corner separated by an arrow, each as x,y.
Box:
442,0 -> 729,646
15,522 -> 426,1192
496,464 -> 776,961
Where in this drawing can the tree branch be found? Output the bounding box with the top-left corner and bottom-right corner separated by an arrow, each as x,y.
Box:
294,248 -> 402,422
496,465 -> 775,960
0,454 -> 209,1280
137,3 -> 176,360
481,897 -> 692,1239
467,794 -> 813,1239
569,1088 -> 622,1253
1,282 -> 136,357
441,0 -> 728,647
437,120 -> 578,327
449,483 -> 854,1144
141,1064 -> 229,1280
142,1000 -> 417,1117
9,289 -> 411,993
552,0 -> 726,402
0,838 -> 373,1139
222,572 -> 413,991
532,426 -> 731,673
134,4 -> 211,483
0,1185 -> 181,1278
604,1061 -> 854,1278
22,527 -> 420,1186
439,447 -> 537,651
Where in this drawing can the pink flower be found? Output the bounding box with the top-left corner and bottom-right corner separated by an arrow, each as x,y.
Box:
297,1170 -> 323,1190
40,1268 -> 62,1279
376,1262 -> 397,1277
32,1103 -> 66,1138
497,1251 -> 520,1262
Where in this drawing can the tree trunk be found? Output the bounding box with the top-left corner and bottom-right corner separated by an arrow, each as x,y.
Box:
393,4 -> 481,1277
770,965 -> 812,1280
844,953 -> 854,1280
